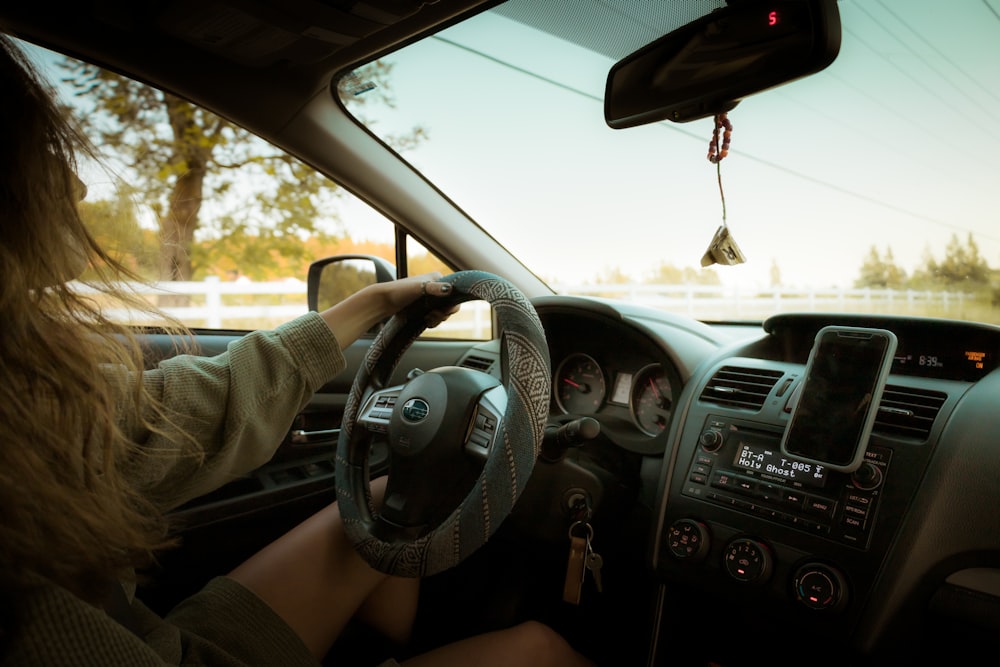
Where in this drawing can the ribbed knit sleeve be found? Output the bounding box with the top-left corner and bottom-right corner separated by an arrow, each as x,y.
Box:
124,311 -> 346,510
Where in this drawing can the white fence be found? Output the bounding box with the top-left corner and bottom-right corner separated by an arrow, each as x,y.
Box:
77,277 -> 973,331
555,283 -> 973,321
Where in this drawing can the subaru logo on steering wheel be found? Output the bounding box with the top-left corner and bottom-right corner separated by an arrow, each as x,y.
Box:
401,398 -> 429,423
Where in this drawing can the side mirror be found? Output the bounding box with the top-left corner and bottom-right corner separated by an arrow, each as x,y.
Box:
307,255 -> 396,312
605,0 -> 841,127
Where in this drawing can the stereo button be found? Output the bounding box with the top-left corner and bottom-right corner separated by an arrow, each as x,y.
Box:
843,503 -> 869,519
711,473 -> 736,490
782,490 -> 806,508
804,497 -> 836,518
756,483 -> 782,503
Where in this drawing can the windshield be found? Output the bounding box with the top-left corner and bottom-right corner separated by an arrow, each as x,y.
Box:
341,0 -> 1000,324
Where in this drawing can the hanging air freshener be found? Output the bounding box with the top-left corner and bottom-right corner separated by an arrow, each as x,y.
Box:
700,112 -> 747,267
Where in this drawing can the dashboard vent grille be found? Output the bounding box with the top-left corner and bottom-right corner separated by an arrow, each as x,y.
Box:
874,385 -> 947,440
460,354 -> 495,373
700,366 -> 784,411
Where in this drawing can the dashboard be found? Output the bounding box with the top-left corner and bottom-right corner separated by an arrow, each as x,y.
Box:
524,299 -> 1000,665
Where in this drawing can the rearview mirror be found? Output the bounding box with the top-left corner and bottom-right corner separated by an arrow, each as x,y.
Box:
605,0 -> 841,127
307,254 -> 396,312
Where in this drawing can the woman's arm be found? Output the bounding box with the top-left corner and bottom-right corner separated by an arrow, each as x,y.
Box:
125,273 -> 454,510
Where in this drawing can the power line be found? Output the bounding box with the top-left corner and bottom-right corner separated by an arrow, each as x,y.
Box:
849,0 -> 1000,143
874,0 -> 1000,104
983,0 -> 1000,23
430,34 -> 1000,245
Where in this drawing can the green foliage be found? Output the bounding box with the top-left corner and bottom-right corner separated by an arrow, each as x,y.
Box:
77,193 -> 159,279
855,246 -> 907,289
856,234 -> 995,293
315,262 -> 377,311
644,262 -> 721,286
913,233 -> 991,288
59,57 -> 418,281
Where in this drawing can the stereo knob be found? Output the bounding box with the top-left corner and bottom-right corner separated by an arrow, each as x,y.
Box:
851,461 -> 884,491
666,518 -> 710,562
699,429 -> 724,451
722,538 -> 772,583
793,563 -> 848,611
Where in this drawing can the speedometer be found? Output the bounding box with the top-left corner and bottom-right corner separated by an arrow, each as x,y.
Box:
554,353 -> 606,414
630,364 -> 673,436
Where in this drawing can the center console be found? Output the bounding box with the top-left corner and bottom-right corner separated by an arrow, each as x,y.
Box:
651,358 -> 952,650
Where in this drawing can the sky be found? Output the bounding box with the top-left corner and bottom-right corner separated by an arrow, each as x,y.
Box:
21,0 -> 1000,291
343,0 -> 1000,290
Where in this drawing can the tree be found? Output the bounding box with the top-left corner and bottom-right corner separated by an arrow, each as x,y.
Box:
910,234 -> 991,289
77,193 -> 159,279
769,258 -> 782,288
60,59 -> 420,282
855,245 -> 906,289
644,262 -> 721,286
934,233 -> 990,286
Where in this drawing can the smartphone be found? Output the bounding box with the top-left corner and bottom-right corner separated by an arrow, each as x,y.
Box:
780,326 -> 898,472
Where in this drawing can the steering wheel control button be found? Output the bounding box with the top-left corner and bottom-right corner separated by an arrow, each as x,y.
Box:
723,538 -> 772,584
666,519 -> 709,561
401,398 -> 429,423
359,392 -> 398,433
793,564 -> 848,611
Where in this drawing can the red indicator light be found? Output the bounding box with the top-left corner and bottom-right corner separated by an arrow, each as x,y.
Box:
769,11 -> 779,26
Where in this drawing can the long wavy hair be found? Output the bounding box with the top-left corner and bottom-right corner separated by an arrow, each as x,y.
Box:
0,34 -> 195,627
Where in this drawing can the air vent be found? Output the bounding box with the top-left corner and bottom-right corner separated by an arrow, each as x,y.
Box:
460,354 -> 495,373
699,366 -> 784,411
874,385 -> 946,441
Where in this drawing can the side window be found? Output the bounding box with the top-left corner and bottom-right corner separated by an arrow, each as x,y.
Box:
28,42 -> 491,340
405,236 -> 492,341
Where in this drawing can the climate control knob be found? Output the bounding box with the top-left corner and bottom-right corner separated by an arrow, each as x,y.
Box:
666,518 -> 710,562
793,563 -> 848,611
722,537 -> 772,583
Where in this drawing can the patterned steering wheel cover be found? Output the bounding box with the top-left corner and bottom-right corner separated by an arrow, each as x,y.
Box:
335,271 -> 551,577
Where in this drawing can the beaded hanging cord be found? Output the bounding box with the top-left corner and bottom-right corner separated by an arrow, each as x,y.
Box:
707,112 -> 732,223
699,112 -> 746,267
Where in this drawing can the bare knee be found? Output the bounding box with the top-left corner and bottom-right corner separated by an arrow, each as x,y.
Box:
506,621 -> 591,666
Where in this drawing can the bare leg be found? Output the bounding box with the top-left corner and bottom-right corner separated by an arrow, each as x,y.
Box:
356,575 -> 420,645
227,476 -> 414,658
228,476 -> 591,665
401,620 -> 595,667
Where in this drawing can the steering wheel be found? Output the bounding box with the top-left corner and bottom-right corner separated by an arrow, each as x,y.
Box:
335,271 -> 550,577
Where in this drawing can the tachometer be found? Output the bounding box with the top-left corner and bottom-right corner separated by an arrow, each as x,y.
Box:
554,353 -> 606,414
631,364 -> 673,436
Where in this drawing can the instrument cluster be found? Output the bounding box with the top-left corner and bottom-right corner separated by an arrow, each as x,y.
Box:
552,351 -> 674,438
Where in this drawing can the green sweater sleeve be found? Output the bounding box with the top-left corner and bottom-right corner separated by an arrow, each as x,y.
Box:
125,311 -> 346,510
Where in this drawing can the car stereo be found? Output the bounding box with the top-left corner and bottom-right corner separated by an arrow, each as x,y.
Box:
682,415 -> 890,548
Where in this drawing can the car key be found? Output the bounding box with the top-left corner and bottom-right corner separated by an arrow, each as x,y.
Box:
585,543 -> 604,593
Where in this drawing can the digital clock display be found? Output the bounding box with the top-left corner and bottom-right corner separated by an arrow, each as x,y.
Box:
730,432 -> 828,488
892,346 -> 994,380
